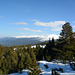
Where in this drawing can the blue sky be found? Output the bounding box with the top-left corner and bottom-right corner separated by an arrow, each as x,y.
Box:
0,0 -> 75,38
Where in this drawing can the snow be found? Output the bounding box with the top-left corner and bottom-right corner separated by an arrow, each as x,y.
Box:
30,45 -> 46,48
12,34 -> 59,41
13,48 -> 17,50
25,47 -> 28,49
40,45 -> 46,48
31,45 -> 36,48
9,60 -> 75,75
38,60 -> 75,75
22,69 -> 31,72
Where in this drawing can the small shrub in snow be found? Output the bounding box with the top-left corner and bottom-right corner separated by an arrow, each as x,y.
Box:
52,68 -> 64,75
52,69 -> 60,75
59,68 -> 64,73
28,67 -> 42,75
55,71 -> 60,75
44,64 -> 49,69
70,63 -> 75,70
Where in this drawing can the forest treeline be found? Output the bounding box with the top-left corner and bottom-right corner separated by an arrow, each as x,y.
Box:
0,22 -> 75,74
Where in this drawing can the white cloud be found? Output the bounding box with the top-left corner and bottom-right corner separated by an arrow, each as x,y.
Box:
12,35 -> 43,38
11,22 -> 28,25
72,21 -> 75,28
73,21 -> 75,23
33,21 -> 65,27
12,34 -> 59,41
19,28 -> 42,32
33,20 -> 65,31
51,27 -> 62,31
73,26 -> 75,28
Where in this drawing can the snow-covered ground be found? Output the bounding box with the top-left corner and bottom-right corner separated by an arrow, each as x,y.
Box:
38,60 -> 75,75
10,60 -> 75,75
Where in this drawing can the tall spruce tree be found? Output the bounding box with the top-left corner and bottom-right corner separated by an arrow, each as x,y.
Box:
43,38 -> 55,61
56,22 -> 75,62
60,22 -> 73,39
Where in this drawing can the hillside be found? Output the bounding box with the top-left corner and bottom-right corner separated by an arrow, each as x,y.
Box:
0,37 -> 43,46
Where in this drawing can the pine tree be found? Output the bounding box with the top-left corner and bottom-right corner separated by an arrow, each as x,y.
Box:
60,22 -> 73,39
56,22 -> 75,62
43,38 -> 55,61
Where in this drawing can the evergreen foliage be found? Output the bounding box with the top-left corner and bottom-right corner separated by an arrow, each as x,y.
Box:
0,45 -> 41,74
54,22 -> 75,62
43,38 -> 56,61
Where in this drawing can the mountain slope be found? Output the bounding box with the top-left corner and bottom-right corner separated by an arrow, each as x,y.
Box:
0,37 -> 42,46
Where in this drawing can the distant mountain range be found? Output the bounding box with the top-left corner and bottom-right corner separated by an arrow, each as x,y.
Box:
0,37 -> 45,46
0,34 -> 59,46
